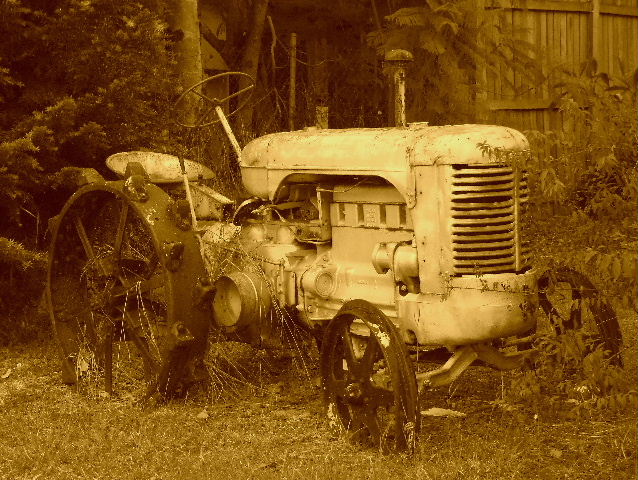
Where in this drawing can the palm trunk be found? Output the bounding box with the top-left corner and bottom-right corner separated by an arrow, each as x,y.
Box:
237,0 -> 269,137
170,0 -> 203,125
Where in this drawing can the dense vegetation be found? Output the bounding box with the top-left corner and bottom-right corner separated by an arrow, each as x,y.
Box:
0,0 -> 179,232
0,0 -> 181,336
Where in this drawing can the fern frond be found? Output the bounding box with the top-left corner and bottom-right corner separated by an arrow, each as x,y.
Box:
385,7 -> 427,27
0,237 -> 46,271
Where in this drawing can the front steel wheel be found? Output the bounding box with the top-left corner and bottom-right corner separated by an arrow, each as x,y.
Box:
320,300 -> 420,453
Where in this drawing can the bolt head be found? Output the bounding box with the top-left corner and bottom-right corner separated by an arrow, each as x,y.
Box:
345,382 -> 363,401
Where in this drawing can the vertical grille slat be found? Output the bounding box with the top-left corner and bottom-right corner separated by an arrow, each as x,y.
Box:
451,164 -> 529,275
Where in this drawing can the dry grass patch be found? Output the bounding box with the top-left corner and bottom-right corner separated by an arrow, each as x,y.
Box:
0,340 -> 635,480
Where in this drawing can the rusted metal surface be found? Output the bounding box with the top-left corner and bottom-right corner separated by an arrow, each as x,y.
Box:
44,66 -> 624,460
320,299 -> 419,453
107,152 -> 215,184
240,123 -> 528,201
537,267 -> 623,366
384,49 -> 413,127
172,71 -> 255,129
46,179 -> 209,398
289,32 -> 297,131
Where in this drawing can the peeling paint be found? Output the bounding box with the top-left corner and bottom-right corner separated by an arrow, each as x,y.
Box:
368,323 -> 392,348
145,207 -> 158,225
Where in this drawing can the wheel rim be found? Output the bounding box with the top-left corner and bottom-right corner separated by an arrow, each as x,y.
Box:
321,300 -> 419,453
537,268 -> 623,366
47,183 -> 210,398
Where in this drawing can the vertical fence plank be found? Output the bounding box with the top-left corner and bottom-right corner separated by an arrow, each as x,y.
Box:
548,10 -> 555,89
607,15 -> 614,74
539,10 -> 547,100
580,10 -> 588,65
495,11 -> 502,101
484,0 -> 636,133
505,9 -> 515,100
567,13 -> 573,73
474,0 -> 488,122
561,12 -> 568,73
591,0 -> 601,59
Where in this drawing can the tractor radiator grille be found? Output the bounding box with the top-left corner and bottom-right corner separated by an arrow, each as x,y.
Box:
451,164 -> 530,274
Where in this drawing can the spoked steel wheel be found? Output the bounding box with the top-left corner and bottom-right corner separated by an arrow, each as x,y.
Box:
320,300 -> 420,453
46,181 -> 210,399
537,268 -> 623,366
173,71 -> 255,128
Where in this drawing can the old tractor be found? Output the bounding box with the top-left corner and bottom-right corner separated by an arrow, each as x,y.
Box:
46,68 -> 623,452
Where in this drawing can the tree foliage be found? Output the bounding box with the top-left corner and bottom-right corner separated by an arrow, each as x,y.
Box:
367,0 -> 542,124
0,0 -> 181,238
0,0 -> 185,332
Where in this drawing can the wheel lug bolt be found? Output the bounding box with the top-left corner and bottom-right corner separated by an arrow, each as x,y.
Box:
345,382 -> 363,400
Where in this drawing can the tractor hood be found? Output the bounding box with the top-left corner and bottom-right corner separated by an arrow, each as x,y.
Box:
240,123 -> 528,201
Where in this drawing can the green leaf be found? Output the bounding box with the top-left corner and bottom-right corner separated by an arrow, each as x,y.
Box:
431,15 -> 459,35
385,7 -> 427,27
611,256 -> 622,280
582,249 -> 597,265
418,30 -> 447,55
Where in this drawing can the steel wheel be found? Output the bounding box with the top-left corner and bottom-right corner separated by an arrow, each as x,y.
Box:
537,268 -> 623,366
173,71 -> 255,128
320,300 -> 419,453
47,181 -> 210,399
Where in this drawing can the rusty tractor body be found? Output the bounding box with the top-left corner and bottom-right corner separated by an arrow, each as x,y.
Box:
46,73 -> 623,453
231,123 -> 536,346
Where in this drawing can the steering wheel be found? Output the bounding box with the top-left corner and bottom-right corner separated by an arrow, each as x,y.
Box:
173,71 -> 255,128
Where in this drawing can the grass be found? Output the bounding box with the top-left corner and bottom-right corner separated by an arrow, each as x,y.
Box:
0,338 -> 636,480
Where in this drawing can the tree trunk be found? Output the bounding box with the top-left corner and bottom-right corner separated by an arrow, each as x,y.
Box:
170,0 -> 203,125
237,0 -> 269,137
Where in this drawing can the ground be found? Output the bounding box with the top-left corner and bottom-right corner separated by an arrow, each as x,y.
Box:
0,339 -> 635,480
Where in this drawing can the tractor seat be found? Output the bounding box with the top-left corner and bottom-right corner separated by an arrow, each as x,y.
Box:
106,151 -> 215,184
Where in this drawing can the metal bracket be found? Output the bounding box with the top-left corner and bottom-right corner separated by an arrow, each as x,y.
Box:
194,276 -> 215,309
123,175 -> 149,202
416,346 -> 478,390
167,199 -> 193,231
162,241 -> 185,272
416,343 -> 536,392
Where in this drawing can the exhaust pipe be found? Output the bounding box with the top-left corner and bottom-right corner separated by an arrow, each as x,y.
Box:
384,49 -> 414,127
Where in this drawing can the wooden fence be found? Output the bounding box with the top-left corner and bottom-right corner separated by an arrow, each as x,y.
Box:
480,0 -> 638,132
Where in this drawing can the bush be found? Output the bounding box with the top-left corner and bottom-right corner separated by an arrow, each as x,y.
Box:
504,333 -> 637,419
0,237 -> 47,344
525,61 -> 637,309
0,0 -> 184,341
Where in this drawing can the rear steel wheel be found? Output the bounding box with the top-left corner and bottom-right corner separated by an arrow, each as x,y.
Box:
537,268 -> 623,366
320,300 -> 419,453
47,181 -> 210,399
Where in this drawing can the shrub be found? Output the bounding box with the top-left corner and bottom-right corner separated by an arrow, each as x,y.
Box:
0,0 -> 183,342
525,61 -> 637,308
